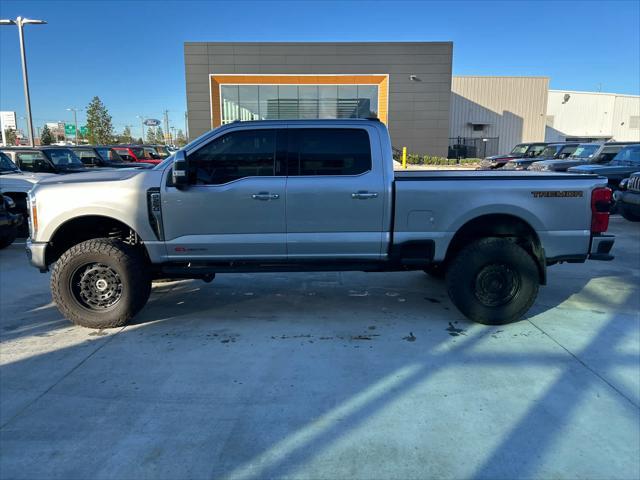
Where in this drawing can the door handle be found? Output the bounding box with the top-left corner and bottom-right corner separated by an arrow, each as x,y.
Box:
251,192 -> 280,201
351,191 -> 379,200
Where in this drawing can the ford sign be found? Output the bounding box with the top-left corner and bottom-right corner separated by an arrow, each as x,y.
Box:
143,119 -> 161,127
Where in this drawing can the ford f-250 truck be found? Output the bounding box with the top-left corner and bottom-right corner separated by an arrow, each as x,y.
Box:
26,119 -> 615,329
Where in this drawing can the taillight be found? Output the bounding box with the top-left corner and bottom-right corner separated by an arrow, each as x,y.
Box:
591,187 -> 612,234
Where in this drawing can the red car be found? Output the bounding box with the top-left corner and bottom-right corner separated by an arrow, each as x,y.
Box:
111,145 -> 163,165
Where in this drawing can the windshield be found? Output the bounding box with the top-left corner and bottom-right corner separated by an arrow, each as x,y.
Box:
0,152 -> 19,172
569,145 -> 599,159
610,145 -> 640,165
129,147 -> 158,160
42,148 -> 84,167
73,148 -> 101,165
510,144 -> 528,154
96,147 -> 124,162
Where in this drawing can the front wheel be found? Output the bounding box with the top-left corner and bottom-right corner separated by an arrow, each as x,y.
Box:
445,238 -> 539,325
51,238 -> 151,329
0,225 -> 18,249
620,205 -> 640,222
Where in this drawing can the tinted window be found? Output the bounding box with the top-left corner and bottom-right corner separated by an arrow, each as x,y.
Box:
289,128 -> 371,176
0,152 -> 19,172
16,151 -> 53,172
611,146 -> 640,165
43,149 -> 84,166
188,129 -> 277,185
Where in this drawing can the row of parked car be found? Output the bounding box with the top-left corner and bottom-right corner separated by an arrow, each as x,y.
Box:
479,140 -> 640,222
0,144 -> 176,248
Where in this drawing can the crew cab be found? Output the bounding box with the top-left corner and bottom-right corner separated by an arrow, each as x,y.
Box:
26,120 -> 615,330
529,142 -> 636,172
503,142 -> 580,171
478,142 -> 548,170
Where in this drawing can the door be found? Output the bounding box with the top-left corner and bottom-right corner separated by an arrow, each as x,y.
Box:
285,126 -> 386,259
161,127 -> 287,260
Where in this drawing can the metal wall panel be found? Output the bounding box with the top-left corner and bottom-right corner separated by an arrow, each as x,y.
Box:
449,76 -> 549,154
185,42 -> 453,156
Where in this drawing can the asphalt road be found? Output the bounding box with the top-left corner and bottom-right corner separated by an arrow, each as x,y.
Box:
1,218 -> 638,479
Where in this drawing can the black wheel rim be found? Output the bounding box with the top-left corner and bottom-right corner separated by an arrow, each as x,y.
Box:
70,263 -> 123,310
474,263 -> 521,307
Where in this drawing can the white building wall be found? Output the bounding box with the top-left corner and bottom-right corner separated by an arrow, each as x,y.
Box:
546,90 -> 640,142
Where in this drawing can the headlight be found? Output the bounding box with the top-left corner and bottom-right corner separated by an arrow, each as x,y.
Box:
619,178 -> 629,190
27,195 -> 37,238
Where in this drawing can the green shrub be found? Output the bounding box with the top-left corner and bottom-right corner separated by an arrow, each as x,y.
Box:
404,154 -> 480,166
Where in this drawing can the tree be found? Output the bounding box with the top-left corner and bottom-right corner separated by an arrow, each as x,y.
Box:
121,126 -> 132,144
3,128 -> 17,146
85,96 -> 114,145
155,126 -> 164,144
175,129 -> 186,146
40,125 -> 53,145
145,127 -> 157,144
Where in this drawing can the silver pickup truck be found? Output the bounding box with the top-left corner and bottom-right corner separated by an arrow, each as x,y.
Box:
26,119 -> 615,329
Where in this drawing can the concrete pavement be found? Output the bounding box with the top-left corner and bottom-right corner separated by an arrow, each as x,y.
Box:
0,217 -> 638,479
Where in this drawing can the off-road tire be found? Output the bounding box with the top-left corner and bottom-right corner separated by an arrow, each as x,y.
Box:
620,205 -> 640,222
446,237 -> 539,325
51,238 -> 151,329
0,226 -> 17,249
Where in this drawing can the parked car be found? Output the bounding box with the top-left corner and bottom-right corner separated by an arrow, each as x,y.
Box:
0,147 -> 90,174
0,193 -> 23,249
614,172 -> 640,222
26,119 -> 614,330
111,145 -> 163,165
529,142 -> 636,172
568,144 -> 640,189
0,151 -> 54,236
478,142 -> 549,170
503,142 -> 580,170
71,146 -> 153,169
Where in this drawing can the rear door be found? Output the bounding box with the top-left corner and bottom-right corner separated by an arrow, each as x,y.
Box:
285,126 -> 386,259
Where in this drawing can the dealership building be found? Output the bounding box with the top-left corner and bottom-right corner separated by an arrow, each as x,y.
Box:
185,42 -> 639,157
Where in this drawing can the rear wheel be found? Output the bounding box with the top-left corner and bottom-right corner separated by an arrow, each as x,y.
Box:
51,238 -> 151,329
445,237 -> 539,325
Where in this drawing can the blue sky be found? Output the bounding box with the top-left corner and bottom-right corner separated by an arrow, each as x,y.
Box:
1,0 -> 639,138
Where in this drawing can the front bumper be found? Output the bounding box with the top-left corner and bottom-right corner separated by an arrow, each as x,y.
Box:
26,239 -> 48,271
589,234 -> 615,261
614,190 -> 640,207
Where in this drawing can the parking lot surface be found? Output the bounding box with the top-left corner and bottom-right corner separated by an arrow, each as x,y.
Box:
0,218 -> 638,480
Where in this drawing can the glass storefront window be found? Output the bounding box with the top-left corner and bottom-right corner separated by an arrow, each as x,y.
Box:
220,83 -> 379,124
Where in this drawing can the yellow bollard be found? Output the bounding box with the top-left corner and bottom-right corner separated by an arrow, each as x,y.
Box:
402,147 -> 407,169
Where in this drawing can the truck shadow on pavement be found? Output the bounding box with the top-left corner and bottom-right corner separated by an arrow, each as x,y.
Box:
1,263 -> 639,478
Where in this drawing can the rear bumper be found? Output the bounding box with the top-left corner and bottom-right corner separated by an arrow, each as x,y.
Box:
26,239 -> 48,272
589,234 -> 615,261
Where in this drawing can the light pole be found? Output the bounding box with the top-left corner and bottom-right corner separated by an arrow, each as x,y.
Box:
0,16 -> 46,147
137,115 -> 145,143
66,107 -> 78,144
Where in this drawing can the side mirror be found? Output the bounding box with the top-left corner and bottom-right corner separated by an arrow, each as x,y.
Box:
172,150 -> 189,188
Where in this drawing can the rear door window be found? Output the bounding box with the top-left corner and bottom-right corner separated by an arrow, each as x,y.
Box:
288,128 -> 372,176
16,151 -> 53,172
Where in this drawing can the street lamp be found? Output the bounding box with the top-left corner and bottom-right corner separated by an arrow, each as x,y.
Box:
137,115 -> 145,143
0,16 -> 47,147
66,107 -> 79,145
